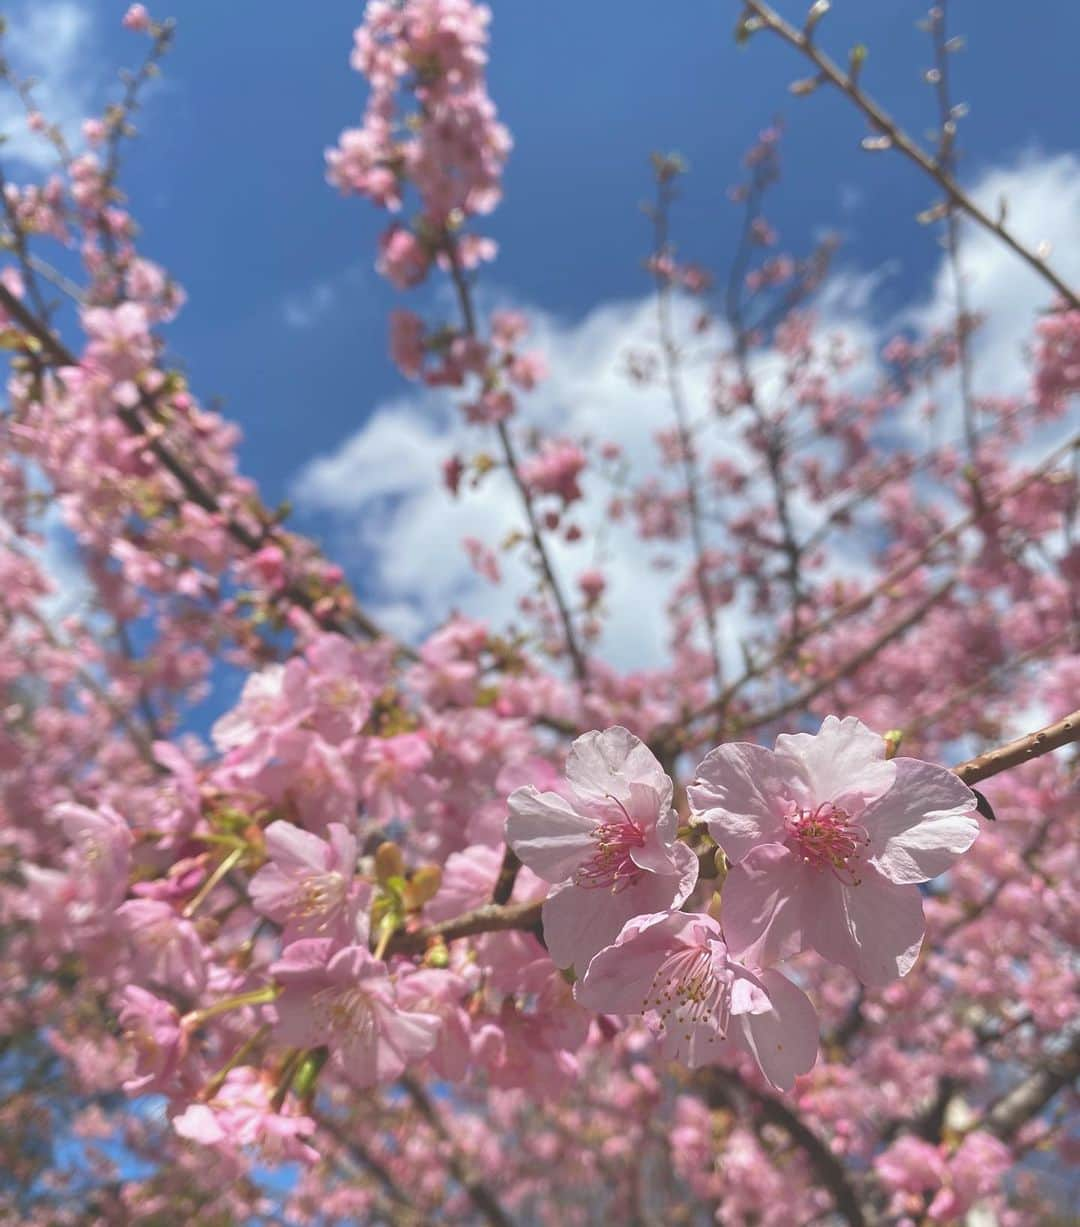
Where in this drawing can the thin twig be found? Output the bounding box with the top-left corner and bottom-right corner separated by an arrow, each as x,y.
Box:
738,0 -> 1080,308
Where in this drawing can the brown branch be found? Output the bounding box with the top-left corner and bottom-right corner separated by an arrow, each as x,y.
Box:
491,845 -> 522,906
952,707 -> 1080,785
696,1068 -> 867,1227
400,1074 -> 517,1227
443,242 -> 588,686
389,899 -> 543,957
728,578 -> 954,738
738,0 -> 1080,309
982,1031 -> 1080,1141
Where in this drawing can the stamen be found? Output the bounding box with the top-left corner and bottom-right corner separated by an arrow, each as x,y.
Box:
293,871 -> 347,928
784,801 -> 870,884
643,945 -> 730,1053
574,796 -> 647,892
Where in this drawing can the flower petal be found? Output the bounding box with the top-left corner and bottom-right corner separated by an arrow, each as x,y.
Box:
574,912 -> 688,1012
565,726 -> 673,815
720,843 -> 810,966
805,865 -> 925,986
543,865 -> 692,973
505,786 -> 596,883
775,715 -> 896,812
736,967 -> 819,1091
865,757 -> 979,884
687,743 -> 790,861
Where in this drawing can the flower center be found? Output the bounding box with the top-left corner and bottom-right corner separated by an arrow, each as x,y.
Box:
784,801 -> 869,883
294,871 -> 347,927
314,986 -> 378,1044
644,945 -> 729,1045
575,803 -> 646,892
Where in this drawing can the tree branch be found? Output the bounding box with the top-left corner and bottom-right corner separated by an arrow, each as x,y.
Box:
952,708 -> 1080,785
738,0 -> 1080,309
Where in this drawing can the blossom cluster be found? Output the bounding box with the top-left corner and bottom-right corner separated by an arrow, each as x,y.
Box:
507,718 -> 979,1089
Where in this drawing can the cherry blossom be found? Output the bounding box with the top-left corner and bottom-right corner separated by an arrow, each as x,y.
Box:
505,726 -> 699,971
577,911 -> 819,1090
689,716 -> 980,982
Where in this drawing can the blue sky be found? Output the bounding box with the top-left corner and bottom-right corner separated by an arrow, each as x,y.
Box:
4,0 -> 1080,669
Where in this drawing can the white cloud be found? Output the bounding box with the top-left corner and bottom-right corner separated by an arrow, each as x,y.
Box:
292,152 -> 1080,671
0,2 -> 101,170
280,264 -> 370,330
903,151 -> 1080,409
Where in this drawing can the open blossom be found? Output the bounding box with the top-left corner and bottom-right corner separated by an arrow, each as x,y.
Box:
116,899 -> 208,995
689,716 -> 979,984
118,986 -> 192,1095
577,912 -> 819,1091
249,821 -> 367,945
271,940 -> 440,1087
172,1067 -> 319,1165
505,727 -> 699,972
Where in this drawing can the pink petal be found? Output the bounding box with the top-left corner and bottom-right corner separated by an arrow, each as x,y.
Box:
720,843 -> 809,966
775,715 -> 896,811
864,757 -> 979,884
687,742 -> 790,861
575,912 -> 688,1013
263,820 -> 329,874
505,787 -> 596,883
542,865 -> 689,972
735,967 -> 819,1090
565,727 -> 673,815
805,866 -> 925,986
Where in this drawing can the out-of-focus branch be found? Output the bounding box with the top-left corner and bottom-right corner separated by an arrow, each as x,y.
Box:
736,0 -> 1080,310
697,1068 -> 867,1227
727,578 -> 955,739
444,241 -> 588,686
927,1 -> 983,512
316,1111 -> 419,1221
400,1074 -> 517,1227
649,162 -> 725,697
724,156 -> 807,640
982,1031 -> 1080,1141
952,708 -> 1080,785
672,432 -> 1078,738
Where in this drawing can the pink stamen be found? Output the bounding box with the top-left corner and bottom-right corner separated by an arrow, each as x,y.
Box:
784,801 -> 870,884
644,945 -> 730,1048
575,797 -> 647,892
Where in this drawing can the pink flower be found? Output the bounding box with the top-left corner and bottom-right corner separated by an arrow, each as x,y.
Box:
389,309 -> 426,377
929,1131 -> 1012,1221
53,801 -> 131,910
505,726 -> 699,972
689,716 -> 979,984
377,225 -> 431,289
122,4 -> 151,31
118,986 -> 191,1095
249,821 -> 367,946
271,940 -> 440,1087
395,968 -> 473,1081
576,911 -> 818,1090
172,1067 -> 319,1164
520,439 -> 586,505
116,898 -> 208,995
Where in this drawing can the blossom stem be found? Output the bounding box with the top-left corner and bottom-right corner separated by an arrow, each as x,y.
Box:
182,845 -> 244,918
182,984 -> 280,1030
201,1023 -> 271,1100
